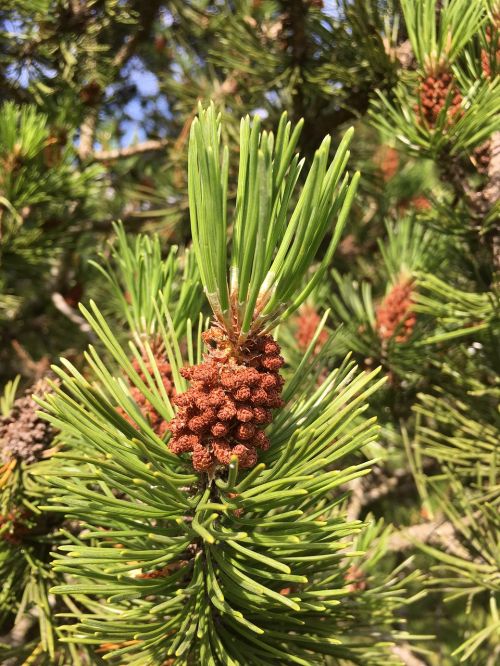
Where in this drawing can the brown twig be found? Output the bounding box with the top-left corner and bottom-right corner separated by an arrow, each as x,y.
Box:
346,477 -> 365,521
387,519 -> 471,559
345,461 -> 437,520
11,341 -> 50,381
284,0 -> 309,120
112,1 -> 162,69
51,293 -> 94,338
92,139 -> 170,162
391,644 -> 430,666
78,110 -> 97,161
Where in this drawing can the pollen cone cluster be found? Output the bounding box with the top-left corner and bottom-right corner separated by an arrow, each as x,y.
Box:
416,70 -> 462,127
0,379 -> 55,465
376,279 -> 416,343
373,145 -> 400,182
296,305 -> 328,354
167,326 -> 284,473
118,343 -> 175,435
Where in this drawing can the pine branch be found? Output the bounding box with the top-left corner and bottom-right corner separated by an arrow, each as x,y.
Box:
391,644 -> 430,666
487,130 -> 500,210
284,0 -> 309,119
387,519 -> 471,559
470,131 -> 500,278
11,340 -> 50,381
112,1 -> 163,69
51,292 -> 94,337
394,39 -> 415,69
78,110 -> 97,161
92,139 -> 170,162
346,477 -> 364,521
485,132 -> 500,280
346,461 -> 437,520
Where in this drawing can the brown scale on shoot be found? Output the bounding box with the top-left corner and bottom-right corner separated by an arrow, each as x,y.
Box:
117,343 -> 175,436
415,69 -> 462,128
167,326 -> 284,473
376,278 -> 417,344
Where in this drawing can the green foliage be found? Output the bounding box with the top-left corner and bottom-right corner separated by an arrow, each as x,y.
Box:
411,371 -> 500,661
35,318 -> 412,664
24,106 -> 424,665
0,1 -> 499,664
371,77 -> 500,158
188,104 -> 358,335
90,221 -> 202,340
400,0 -> 487,68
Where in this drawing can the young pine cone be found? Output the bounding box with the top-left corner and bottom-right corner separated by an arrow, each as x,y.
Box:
0,379 -> 55,465
167,326 -> 285,473
376,279 -> 416,344
415,70 -> 462,128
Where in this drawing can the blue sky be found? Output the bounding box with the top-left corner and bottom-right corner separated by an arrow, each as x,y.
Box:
4,2 -> 343,147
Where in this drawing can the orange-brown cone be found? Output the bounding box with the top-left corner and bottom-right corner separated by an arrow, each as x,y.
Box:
376,279 -> 416,343
167,327 -> 284,472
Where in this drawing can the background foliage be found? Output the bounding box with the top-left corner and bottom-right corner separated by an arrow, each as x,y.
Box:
0,1 -> 499,665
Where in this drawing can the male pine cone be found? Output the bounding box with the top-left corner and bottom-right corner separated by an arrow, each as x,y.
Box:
167,326 -> 284,472
0,379 -> 55,464
376,278 -> 417,343
416,70 -> 462,127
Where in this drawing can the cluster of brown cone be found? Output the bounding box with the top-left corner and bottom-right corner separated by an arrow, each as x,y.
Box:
295,305 -> 329,354
166,326 -> 284,472
416,70 -> 462,127
0,379 -> 55,465
376,279 -> 417,344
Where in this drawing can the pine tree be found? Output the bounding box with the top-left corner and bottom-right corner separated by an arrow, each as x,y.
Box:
1,2 -> 499,664
25,104 -> 426,665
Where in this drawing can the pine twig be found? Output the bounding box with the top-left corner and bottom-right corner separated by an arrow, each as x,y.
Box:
11,340 -> 50,380
346,477 -> 364,521
285,0 -> 309,120
391,644 -> 429,666
345,461 -> 437,519
479,130 -> 500,211
387,519 -> 470,559
112,1 -> 162,69
51,293 -> 93,337
483,131 -> 500,279
78,110 -> 97,161
92,139 -> 170,162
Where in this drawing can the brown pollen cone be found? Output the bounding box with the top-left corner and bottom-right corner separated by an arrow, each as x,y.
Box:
0,378 -> 55,465
376,279 -> 416,344
373,145 -> 400,182
295,305 -> 328,354
415,69 -> 462,128
117,342 -> 175,436
166,326 -> 285,473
